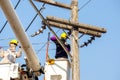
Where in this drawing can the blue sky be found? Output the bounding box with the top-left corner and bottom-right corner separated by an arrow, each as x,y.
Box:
0,0 -> 120,80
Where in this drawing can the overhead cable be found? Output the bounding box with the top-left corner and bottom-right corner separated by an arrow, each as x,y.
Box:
78,0 -> 91,11
25,3 -> 45,32
0,0 -> 21,33
37,42 -> 47,54
79,34 -> 84,39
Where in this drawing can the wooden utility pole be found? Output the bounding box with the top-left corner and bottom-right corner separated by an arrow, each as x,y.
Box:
0,0 -> 107,79
71,0 -> 80,80
35,0 -> 106,80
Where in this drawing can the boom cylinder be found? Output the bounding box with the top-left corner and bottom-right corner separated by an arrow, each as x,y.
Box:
0,0 -> 41,75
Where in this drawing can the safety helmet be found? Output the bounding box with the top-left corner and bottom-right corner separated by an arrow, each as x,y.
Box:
60,32 -> 67,39
9,39 -> 18,46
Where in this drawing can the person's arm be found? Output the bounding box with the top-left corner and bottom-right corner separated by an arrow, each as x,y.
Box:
16,46 -> 22,58
66,43 -> 71,52
0,48 -> 4,58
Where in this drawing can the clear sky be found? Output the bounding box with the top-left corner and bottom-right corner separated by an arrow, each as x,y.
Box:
0,0 -> 120,80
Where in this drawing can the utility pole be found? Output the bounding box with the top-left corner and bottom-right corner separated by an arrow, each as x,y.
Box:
71,0 -> 80,80
34,0 -> 107,80
0,0 -> 107,80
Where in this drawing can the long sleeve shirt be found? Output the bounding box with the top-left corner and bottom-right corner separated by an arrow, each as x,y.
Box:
50,36 -> 70,59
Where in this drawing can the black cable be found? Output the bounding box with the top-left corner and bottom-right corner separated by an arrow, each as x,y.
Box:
25,3 -> 45,32
79,34 -> 84,39
0,0 -> 21,33
78,0 -> 91,11
14,0 -> 21,9
0,21 -> 8,33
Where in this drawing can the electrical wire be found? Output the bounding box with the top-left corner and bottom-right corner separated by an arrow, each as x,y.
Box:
0,0 -> 21,33
25,3 -> 46,32
0,37 -> 15,41
78,0 -> 91,11
79,34 -> 84,39
36,42 -> 47,54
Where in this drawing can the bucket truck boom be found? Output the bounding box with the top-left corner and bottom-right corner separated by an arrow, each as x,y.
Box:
0,0 -> 42,76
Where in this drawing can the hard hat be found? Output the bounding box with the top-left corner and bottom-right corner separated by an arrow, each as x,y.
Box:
9,39 -> 18,46
60,32 -> 67,39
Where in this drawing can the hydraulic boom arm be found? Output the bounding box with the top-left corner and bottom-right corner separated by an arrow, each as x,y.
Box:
0,0 -> 41,76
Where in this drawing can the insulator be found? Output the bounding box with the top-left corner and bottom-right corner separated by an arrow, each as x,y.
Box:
91,36 -> 95,40
31,28 -> 44,37
88,40 -> 92,43
84,42 -> 88,46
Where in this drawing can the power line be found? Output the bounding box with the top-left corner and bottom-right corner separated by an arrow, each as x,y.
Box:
25,3 -> 46,32
36,42 -> 47,54
78,0 -> 91,11
0,0 -> 21,33
79,34 -> 84,39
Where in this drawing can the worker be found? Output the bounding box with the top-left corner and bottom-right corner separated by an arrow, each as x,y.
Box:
0,39 -> 22,63
50,32 -> 70,59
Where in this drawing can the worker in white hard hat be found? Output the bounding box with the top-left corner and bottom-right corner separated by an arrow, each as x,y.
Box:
50,32 -> 70,59
0,39 -> 22,63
